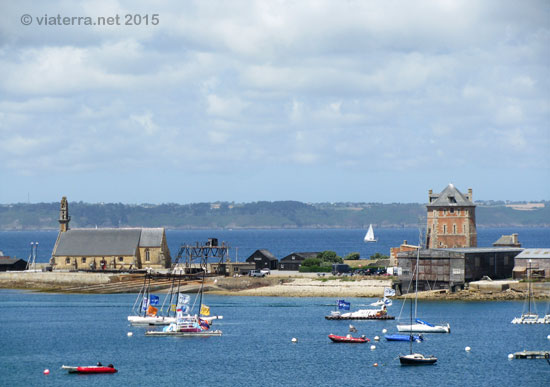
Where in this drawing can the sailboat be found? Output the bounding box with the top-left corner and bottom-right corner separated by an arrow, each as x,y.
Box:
399,241 -> 437,366
396,244 -> 450,333
146,267 -> 222,337
511,259 -> 548,324
363,224 -> 377,242
128,272 -> 175,326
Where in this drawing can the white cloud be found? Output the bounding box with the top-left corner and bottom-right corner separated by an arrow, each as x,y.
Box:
0,0 -> 548,202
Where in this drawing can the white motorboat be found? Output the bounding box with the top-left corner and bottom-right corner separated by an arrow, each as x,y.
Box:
327,305 -> 394,320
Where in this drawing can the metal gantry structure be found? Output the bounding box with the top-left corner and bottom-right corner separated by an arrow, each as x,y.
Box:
173,238 -> 230,275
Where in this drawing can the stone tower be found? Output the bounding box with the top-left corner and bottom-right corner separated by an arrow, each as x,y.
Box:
59,196 -> 71,232
426,184 -> 477,248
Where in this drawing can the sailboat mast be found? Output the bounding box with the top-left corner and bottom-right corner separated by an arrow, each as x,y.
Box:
415,245 -> 419,319
527,259 -> 532,315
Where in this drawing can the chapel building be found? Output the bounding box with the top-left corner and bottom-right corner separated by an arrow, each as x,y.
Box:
50,197 -> 171,271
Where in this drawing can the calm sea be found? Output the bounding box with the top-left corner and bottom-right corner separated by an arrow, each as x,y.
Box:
1,228 -> 549,386
0,292 -> 549,386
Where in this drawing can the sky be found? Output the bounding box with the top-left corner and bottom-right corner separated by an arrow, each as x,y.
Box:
0,0 -> 549,204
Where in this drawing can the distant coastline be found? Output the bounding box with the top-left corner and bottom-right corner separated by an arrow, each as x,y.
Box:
1,200 -> 548,230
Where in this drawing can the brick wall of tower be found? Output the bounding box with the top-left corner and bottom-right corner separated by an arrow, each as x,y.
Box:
427,206 -> 477,248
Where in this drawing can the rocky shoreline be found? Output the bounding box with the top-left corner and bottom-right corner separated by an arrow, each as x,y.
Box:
1,272 -> 549,301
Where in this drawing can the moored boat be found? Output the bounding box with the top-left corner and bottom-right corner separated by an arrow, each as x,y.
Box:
397,319 -> 450,333
511,260 -> 548,324
399,353 -> 437,365
398,231 -> 438,366
385,333 -> 423,342
326,300 -> 394,320
328,334 -> 369,343
62,365 -> 117,374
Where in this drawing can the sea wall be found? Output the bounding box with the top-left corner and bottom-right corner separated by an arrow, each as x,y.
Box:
0,271 -> 117,289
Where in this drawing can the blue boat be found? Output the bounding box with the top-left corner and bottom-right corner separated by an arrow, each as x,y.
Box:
385,334 -> 424,342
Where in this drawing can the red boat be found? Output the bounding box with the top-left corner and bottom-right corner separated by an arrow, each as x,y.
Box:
328,334 -> 370,343
62,365 -> 117,374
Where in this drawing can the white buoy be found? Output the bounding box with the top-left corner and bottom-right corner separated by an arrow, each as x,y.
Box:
127,332 -> 133,337
547,334 -> 550,340
374,336 -> 380,341
508,354 -> 514,360
292,337 -> 298,343
370,345 -> 376,350
382,328 -> 387,334
465,346 -> 471,352
43,369 -> 50,375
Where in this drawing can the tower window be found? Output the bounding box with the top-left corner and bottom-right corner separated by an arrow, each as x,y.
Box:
453,224 -> 457,234
82,257 -> 86,263
450,208 -> 454,214
443,225 -> 447,234
145,249 -> 150,262
66,258 -> 70,264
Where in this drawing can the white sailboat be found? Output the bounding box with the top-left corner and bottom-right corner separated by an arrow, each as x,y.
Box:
511,259 -> 549,324
396,242 -> 450,333
128,272 -> 175,326
363,224 -> 377,243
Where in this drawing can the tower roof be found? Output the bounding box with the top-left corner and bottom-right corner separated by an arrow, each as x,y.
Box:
427,184 -> 475,207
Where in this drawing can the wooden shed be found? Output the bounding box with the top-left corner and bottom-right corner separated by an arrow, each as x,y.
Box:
0,257 -> 28,272
245,249 -> 278,270
397,247 -> 522,293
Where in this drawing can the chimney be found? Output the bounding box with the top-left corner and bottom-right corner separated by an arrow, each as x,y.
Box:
468,188 -> 473,201
512,233 -> 518,245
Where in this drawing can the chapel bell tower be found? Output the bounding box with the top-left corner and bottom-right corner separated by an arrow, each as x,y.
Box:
59,196 -> 70,232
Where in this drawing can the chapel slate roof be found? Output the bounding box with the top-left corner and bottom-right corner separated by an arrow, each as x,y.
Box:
428,184 -> 475,207
53,229 -> 141,256
139,228 -> 164,247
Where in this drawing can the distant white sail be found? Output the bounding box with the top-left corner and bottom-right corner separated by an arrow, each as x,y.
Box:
364,224 -> 377,242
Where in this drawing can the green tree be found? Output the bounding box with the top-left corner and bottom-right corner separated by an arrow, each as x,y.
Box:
317,251 -> 343,263
344,252 -> 360,260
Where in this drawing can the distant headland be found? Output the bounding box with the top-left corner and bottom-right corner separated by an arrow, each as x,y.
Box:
0,200 -> 548,230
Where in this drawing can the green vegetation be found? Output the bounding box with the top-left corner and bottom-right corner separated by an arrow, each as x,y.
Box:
316,251 -> 343,264
370,252 -> 389,260
299,250 -> 342,272
0,200 -> 548,230
344,252 -> 360,260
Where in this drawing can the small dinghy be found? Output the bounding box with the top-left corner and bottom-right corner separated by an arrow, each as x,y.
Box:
385,334 -> 423,342
328,334 -> 370,343
62,364 -> 117,374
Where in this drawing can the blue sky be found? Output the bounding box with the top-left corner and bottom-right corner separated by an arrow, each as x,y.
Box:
1,1 -> 549,204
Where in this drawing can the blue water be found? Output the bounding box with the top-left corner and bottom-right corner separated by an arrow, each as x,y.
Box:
0,291 -> 549,386
1,229 -> 550,385
1,227 -> 549,263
